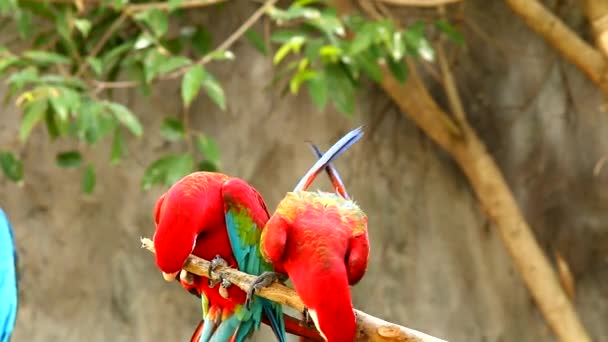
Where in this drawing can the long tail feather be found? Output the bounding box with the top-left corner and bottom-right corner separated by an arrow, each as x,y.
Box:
307,142 -> 350,200
261,300 -> 286,342
190,320 -> 205,342
294,126 -> 364,192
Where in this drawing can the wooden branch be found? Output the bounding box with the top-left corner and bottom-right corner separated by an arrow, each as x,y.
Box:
331,1 -> 592,341
582,0 -> 608,60
380,58 -> 591,342
503,0 -> 608,95
376,57 -> 592,342
140,238 -> 448,342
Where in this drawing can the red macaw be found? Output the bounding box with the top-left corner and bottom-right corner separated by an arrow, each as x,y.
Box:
251,130 -> 369,342
153,127 -> 364,342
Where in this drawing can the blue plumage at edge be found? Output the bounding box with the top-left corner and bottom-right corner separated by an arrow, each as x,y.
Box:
0,208 -> 17,342
293,126 -> 364,192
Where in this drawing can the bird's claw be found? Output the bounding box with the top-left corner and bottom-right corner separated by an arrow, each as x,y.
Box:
208,272 -> 232,289
245,271 -> 287,310
208,255 -> 228,278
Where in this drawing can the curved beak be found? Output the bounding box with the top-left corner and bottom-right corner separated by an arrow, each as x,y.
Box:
162,271 -> 179,281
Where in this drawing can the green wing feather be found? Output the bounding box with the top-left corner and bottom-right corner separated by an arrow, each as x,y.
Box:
221,178 -> 286,342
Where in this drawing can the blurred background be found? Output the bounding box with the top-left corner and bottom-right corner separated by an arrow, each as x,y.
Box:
0,0 -> 607,341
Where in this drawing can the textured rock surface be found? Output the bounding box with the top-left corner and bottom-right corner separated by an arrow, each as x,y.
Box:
1,1 -> 607,341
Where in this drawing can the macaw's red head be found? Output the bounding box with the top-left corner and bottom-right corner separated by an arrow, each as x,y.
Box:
151,172 -> 229,280
153,190 -> 200,278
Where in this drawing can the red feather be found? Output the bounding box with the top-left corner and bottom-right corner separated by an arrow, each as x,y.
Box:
261,193 -> 369,342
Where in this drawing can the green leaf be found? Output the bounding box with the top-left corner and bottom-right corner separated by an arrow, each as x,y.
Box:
274,36 -> 306,65
306,72 -> 328,110
75,19 -> 92,37
195,134 -> 220,166
23,50 -> 71,65
355,51 -> 382,82
157,56 -> 191,75
142,153 -> 194,190
168,0 -> 183,11
134,33 -> 154,50
0,56 -> 19,76
160,117 -> 185,141
271,29 -> 310,44
87,57 -> 103,76
181,64 -> 204,108
326,64 -> 355,115
20,99 -> 47,142
435,19 -> 464,46
110,128 -> 126,164
387,57 -> 408,83
143,50 -> 190,83
16,9 -> 33,39
201,71 -> 226,111
8,67 -> 38,91
49,87 -> 80,121
197,160 -> 218,172
207,50 -> 235,61
245,29 -> 268,56
349,23 -> 374,55
82,164 -> 96,194
106,102 -> 143,137
191,26 -> 212,55
135,9 -> 169,37
56,151 -> 83,168
0,152 -> 23,182
290,68 -> 316,94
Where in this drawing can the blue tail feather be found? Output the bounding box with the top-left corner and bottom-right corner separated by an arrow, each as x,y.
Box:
308,142 -> 350,200
261,299 -> 286,342
294,126 -> 364,192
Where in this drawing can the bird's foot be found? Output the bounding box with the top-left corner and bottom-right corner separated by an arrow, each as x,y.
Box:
207,254 -> 228,285
245,271 -> 288,310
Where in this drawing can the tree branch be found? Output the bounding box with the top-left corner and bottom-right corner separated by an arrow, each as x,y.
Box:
503,0 -> 608,95
332,1 -> 592,341
140,238 -> 448,342
379,65 -> 592,342
582,0 -> 608,60
376,0 -> 461,7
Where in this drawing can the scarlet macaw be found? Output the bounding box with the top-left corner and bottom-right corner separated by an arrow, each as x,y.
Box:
153,127 -> 364,342
251,133 -> 369,342
0,208 -> 18,342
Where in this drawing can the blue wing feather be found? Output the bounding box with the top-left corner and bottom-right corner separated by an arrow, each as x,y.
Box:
0,208 -> 17,342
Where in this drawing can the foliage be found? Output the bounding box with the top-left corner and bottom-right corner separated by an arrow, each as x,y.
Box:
0,0 -> 461,192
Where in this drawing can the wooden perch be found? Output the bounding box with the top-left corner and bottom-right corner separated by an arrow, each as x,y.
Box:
140,238 -> 448,342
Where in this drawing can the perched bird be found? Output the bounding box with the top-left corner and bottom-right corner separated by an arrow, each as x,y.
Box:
153,127 -> 364,342
0,208 -> 18,342
253,131 -> 369,342
153,171 -> 285,342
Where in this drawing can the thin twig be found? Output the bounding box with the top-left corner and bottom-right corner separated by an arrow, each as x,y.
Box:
376,0 -> 462,7
125,0 -> 228,13
164,0 -> 279,79
93,0 -> 278,92
140,238 -> 448,342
